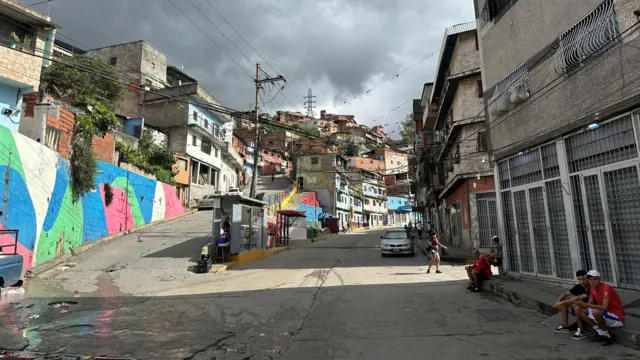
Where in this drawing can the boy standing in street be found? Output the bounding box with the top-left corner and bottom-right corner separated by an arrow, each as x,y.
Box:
574,270 -> 625,346
552,270 -> 590,339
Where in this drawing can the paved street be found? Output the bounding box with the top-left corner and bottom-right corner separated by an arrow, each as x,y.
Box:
1,213 -> 639,359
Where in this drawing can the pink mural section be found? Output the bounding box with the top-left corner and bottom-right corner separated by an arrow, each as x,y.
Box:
100,185 -> 135,235
162,183 -> 184,218
0,223 -> 33,268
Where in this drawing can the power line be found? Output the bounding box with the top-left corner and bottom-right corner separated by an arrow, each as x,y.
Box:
166,0 -> 253,79
449,17 -> 640,162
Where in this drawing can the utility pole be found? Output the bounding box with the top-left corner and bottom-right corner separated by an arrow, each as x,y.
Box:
249,63 -> 287,198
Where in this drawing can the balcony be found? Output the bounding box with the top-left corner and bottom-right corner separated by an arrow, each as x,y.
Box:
188,112 -> 226,148
480,0 -> 512,24
222,143 -> 244,169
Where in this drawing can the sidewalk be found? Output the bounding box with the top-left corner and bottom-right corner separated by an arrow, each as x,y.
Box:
482,275 -> 640,350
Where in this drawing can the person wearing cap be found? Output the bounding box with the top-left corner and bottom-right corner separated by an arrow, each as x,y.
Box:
552,270 -> 590,339
486,236 -> 503,267
573,270 -> 625,346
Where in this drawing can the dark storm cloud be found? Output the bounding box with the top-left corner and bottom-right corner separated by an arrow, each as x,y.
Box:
26,0 -> 475,134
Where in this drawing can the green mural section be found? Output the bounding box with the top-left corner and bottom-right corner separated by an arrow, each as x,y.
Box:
0,126 -> 26,179
111,176 -> 145,227
35,185 -> 84,265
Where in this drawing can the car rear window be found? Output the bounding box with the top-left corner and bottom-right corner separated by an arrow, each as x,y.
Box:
384,231 -> 407,239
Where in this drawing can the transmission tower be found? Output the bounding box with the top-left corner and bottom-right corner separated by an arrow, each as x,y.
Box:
304,87 -> 316,118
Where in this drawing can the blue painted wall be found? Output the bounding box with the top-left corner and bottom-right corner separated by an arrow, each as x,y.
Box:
0,83 -> 24,131
387,196 -> 408,210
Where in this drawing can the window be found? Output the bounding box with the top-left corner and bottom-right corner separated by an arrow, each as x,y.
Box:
44,126 -> 60,151
193,111 -> 198,121
476,79 -> 483,98
554,0 -> 618,76
480,0 -> 510,22
110,56 -> 117,66
192,135 -> 197,146
205,119 -> 209,129
365,199 -> 370,205
454,144 -> 461,164
477,131 -> 488,152
178,158 -> 188,171
311,157 -> 319,165
201,139 -> 212,155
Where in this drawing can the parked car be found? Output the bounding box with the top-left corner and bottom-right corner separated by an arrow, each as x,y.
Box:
197,195 -> 216,210
227,188 -> 242,196
1,233 -> 24,289
380,229 -> 415,257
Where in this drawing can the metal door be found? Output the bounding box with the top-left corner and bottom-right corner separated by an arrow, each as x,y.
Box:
512,190 -> 535,274
449,205 -> 463,248
477,193 -> 499,248
528,186 -> 555,276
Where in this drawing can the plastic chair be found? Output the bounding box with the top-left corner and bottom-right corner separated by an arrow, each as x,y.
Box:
214,233 -> 230,263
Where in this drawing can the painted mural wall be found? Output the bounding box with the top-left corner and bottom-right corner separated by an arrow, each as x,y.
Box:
0,126 -> 185,271
295,192 -> 323,226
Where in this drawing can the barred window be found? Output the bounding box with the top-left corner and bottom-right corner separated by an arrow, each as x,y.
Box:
553,0 -> 619,76
490,64 -> 530,117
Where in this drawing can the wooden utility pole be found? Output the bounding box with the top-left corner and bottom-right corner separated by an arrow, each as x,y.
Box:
249,64 -> 287,198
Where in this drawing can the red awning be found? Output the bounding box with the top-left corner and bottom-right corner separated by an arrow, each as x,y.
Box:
262,154 -> 285,165
277,210 -> 305,217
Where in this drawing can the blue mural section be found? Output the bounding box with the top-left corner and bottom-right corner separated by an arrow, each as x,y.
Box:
387,196 -> 408,210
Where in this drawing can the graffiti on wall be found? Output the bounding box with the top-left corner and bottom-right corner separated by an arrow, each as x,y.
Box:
0,127 -> 184,270
295,193 -> 322,224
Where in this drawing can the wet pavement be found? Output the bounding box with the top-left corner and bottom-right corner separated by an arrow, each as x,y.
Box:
2,216 -> 640,359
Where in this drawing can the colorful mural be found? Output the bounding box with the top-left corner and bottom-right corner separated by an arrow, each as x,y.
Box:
295,192 -> 323,224
0,126 -> 185,271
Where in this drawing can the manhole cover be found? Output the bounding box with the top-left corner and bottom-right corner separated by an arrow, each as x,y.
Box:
477,309 -> 516,322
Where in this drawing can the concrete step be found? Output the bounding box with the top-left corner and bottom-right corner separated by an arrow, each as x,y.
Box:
483,276 -> 640,350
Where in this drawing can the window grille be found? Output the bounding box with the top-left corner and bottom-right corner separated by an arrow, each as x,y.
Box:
554,0 -> 619,75
490,64 -> 530,117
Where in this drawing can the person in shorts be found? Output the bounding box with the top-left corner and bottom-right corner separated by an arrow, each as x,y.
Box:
426,229 -> 447,274
466,249 -> 491,292
573,270 -> 625,346
552,270 -> 590,339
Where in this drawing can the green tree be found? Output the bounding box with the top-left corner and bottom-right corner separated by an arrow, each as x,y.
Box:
42,55 -> 126,201
399,113 -> 415,147
341,141 -> 359,157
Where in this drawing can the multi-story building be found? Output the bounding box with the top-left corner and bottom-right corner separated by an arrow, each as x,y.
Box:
426,21 -> 496,250
1,0 -> 58,130
347,168 -> 387,227
347,156 -> 385,173
274,111 -> 305,124
387,196 -> 412,226
374,148 -> 409,175
86,41 -> 243,205
349,186 -> 364,226
475,0 -> 640,288
296,153 -> 352,223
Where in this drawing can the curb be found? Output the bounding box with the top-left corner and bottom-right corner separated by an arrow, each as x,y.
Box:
28,208 -> 198,278
209,246 -> 291,273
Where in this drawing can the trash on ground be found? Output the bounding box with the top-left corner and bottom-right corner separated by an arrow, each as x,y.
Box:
28,314 -> 40,319
1,287 -> 25,295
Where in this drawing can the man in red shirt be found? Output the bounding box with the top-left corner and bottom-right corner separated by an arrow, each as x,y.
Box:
573,270 -> 625,346
465,249 -> 491,293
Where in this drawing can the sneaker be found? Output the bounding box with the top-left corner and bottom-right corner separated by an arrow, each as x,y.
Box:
600,335 -> 613,346
436,270 -> 442,274
427,269 -> 431,274
467,283 -> 475,290
554,325 -> 571,334
470,286 -> 482,293
572,329 -> 587,339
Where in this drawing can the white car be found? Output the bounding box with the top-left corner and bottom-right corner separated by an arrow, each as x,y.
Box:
380,229 -> 415,257
227,188 -> 242,196
197,195 -> 216,210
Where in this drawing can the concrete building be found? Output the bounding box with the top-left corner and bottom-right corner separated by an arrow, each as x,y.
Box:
387,196 -> 411,226
86,41 -> 243,205
374,148 -> 409,175
474,0 -> 640,288
0,0 -> 58,130
426,21 -> 495,250
346,168 -> 387,227
296,153 -> 352,223
347,156 -> 385,173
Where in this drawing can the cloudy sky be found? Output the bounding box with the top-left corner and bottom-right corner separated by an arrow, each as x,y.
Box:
24,0 -> 475,138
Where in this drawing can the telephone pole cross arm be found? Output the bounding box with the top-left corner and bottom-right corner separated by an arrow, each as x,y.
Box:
249,63 -> 287,199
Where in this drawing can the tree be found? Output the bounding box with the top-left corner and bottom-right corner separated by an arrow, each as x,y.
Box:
341,141 -> 359,157
399,113 -> 415,147
41,55 -> 126,201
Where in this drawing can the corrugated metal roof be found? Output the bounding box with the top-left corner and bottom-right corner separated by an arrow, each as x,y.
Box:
445,21 -> 477,36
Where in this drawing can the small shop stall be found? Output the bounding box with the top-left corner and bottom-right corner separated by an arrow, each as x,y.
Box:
211,195 -> 267,255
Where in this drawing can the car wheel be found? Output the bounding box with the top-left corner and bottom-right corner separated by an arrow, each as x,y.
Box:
381,253 -> 386,257
410,251 -> 415,257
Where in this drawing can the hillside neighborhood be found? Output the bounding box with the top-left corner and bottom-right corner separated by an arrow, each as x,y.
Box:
1,0 -> 640,358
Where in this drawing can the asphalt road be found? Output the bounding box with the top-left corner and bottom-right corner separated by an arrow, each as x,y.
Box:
1,215 -> 639,359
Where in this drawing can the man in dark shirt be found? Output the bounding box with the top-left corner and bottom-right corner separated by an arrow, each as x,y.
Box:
552,270 -> 590,339
486,236 -> 503,266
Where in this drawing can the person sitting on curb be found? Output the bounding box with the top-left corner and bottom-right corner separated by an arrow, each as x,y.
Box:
552,270 -> 590,339
573,270 -> 625,346
486,236 -> 503,267
466,249 -> 491,292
